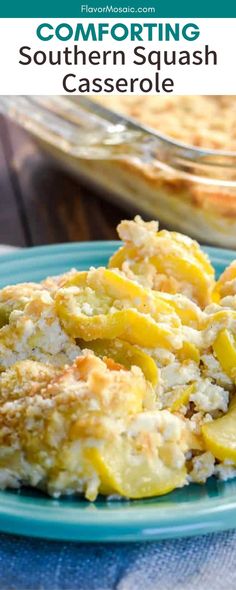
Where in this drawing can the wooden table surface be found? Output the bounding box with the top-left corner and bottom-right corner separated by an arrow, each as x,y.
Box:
0,115 -> 130,248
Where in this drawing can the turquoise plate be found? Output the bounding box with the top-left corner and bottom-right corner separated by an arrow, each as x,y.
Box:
0,240 -> 236,543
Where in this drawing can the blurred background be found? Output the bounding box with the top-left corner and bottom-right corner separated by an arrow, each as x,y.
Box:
0,115 -> 125,248
1,95 -> 236,249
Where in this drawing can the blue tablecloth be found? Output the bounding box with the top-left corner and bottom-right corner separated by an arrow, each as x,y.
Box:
1,529 -> 236,590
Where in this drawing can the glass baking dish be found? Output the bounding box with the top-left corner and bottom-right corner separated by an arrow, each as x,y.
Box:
1,95 -> 236,248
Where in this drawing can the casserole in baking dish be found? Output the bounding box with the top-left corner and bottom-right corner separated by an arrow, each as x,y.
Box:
1,95 -> 236,247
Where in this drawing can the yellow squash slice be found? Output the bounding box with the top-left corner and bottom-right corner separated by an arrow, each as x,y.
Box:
0,307 -> 9,329
153,292 -> 204,329
55,284 -> 182,349
202,398 -> 236,462
58,304 -> 176,348
214,261 -> 236,299
78,338 -> 159,386
213,329 -> 236,379
168,383 -> 195,412
149,247 -> 214,309
109,219 -> 215,308
61,270 -> 88,288
63,267 -> 179,321
86,438 -> 186,499
177,342 -> 200,364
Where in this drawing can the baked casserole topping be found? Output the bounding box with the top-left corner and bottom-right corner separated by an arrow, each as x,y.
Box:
2,217 -> 236,500
90,96 -> 236,248
94,95 -> 236,151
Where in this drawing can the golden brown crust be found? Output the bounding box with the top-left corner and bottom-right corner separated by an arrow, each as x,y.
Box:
92,96 -> 236,228
93,96 -> 236,151
0,360 -> 59,402
0,290 -> 80,371
0,352 -> 157,497
113,158 -> 236,219
41,352 -> 152,416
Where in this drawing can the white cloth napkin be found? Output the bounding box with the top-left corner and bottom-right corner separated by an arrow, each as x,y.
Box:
0,245 -> 20,254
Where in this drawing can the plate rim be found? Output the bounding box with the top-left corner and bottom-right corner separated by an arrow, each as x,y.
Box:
1,485 -> 236,542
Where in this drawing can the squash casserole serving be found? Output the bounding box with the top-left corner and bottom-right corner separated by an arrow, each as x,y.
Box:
1,217 -> 236,501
